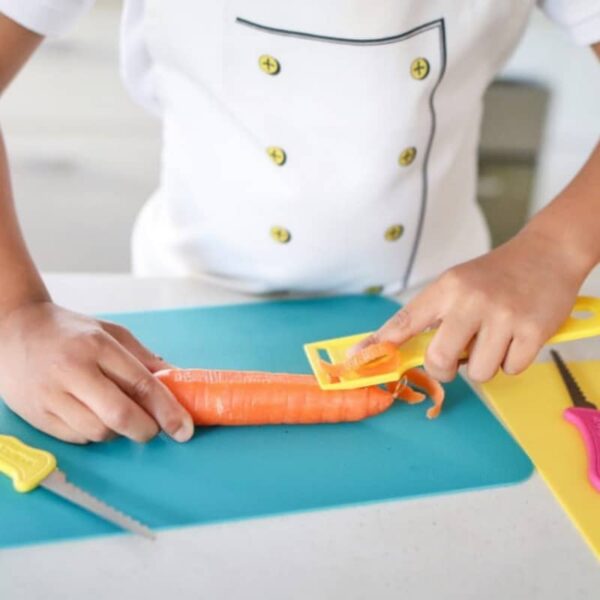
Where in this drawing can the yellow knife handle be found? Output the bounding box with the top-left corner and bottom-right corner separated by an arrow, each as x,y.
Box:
0,435 -> 56,492
548,296 -> 600,345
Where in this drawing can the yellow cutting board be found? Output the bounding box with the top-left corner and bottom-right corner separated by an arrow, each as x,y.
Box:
481,360 -> 600,559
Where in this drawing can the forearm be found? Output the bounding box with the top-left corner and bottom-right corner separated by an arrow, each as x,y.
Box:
0,128 -> 49,318
0,14 -> 48,317
521,140 -> 600,279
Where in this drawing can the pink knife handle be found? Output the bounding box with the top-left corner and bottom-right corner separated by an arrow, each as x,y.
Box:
563,407 -> 600,492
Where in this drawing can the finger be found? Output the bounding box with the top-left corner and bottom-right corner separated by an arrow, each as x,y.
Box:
70,366 -> 160,443
51,393 -> 115,443
502,330 -> 544,375
26,409 -> 89,445
466,322 -> 513,383
101,321 -> 171,372
425,312 -> 480,382
98,338 -> 194,442
350,287 -> 440,354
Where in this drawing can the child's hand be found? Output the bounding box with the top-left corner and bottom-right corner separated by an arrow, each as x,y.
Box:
354,229 -> 590,383
0,302 -> 194,444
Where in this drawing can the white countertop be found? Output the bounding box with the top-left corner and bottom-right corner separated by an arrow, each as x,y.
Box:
1,274 -> 599,600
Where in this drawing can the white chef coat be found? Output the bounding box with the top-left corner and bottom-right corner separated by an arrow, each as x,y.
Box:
2,1 -> 600,294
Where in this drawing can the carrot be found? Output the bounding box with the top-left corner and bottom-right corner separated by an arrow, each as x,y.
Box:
403,368 -> 445,419
156,368 -> 395,426
319,341 -> 399,381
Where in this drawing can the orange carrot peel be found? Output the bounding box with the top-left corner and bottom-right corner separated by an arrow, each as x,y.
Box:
318,342 -> 400,381
400,368 -> 445,419
319,342 -> 445,419
385,380 -> 426,405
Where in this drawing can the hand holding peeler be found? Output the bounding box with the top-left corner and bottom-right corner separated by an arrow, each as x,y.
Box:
550,350 -> 600,493
305,296 -> 600,390
0,434 -> 155,538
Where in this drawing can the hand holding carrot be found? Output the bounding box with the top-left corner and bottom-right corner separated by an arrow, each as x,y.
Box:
0,302 -> 194,444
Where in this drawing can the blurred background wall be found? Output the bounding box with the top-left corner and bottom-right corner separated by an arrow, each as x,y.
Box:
1,1 -> 599,272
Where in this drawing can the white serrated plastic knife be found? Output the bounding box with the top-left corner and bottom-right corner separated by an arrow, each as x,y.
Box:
0,434 -> 155,539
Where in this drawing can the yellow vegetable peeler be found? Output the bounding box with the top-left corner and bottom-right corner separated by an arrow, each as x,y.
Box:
304,296 -> 600,391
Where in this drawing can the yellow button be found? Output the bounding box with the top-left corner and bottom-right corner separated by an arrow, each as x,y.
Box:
398,147 -> 417,166
384,224 -> 404,241
267,146 -> 287,166
364,285 -> 384,295
410,57 -> 430,80
270,226 -> 291,244
259,54 -> 280,75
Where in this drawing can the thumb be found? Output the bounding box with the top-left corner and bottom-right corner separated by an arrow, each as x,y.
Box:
349,288 -> 438,355
100,321 -> 173,373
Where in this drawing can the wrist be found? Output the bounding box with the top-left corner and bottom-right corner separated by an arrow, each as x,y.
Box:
0,280 -> 51,328
521,201 -> 600,282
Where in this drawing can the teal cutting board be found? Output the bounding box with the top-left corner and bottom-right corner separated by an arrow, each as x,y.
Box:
0,296 -> 532,548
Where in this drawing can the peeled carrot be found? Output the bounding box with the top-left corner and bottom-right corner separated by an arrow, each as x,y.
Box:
157,362 -> 446,426
156,369 -> 395,426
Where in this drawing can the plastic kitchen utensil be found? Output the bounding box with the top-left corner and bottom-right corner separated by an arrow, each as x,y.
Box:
0,435 -> 154,539
305,296 -> 600,390
481,360 -> 600,560
550,350 -> 600,492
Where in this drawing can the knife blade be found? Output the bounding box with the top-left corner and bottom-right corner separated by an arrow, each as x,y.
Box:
549,349 -> 596,409
0,434 -> 155,539
549,350 -> 600,492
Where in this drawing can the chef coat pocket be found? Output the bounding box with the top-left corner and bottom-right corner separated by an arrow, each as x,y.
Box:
222,12 -> 446,144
